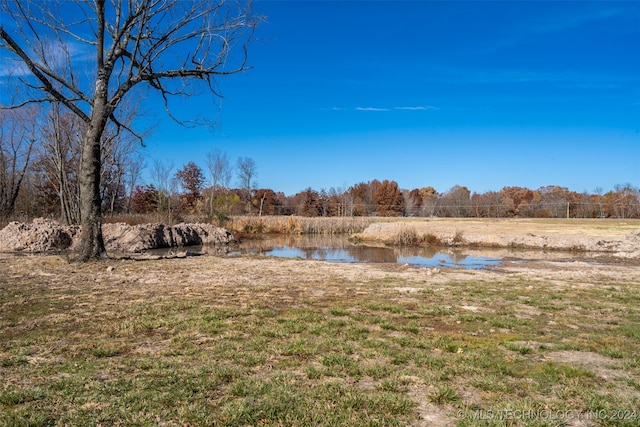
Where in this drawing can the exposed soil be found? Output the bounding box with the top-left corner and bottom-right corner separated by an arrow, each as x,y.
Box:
0,218 -> 235,255
355,218 -> 640,259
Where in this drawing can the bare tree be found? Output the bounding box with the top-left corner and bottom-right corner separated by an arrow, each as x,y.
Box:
205,149 -> 232,215
1,0 -> 259,259
236,156 -> 257,213
0,107 -> 37,217
440,185 -> 471,217
206,149 -> 233,193
101,102 -> 145,215
150,159 -> 174,213
36,103 -> 84,225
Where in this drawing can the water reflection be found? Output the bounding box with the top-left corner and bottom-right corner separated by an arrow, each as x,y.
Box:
232,234 -> 502,269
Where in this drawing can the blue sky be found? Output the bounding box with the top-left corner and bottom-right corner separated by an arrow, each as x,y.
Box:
143,1 -> 639,196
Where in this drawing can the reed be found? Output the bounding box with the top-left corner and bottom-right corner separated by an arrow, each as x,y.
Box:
223,216 -> 376,235
392,226 -> 421,246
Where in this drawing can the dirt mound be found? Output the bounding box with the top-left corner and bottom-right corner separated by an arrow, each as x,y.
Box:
618,228 -> 640,258
0,218 -> 80,253
0,219 -> 236,254
103,222 -> 236,253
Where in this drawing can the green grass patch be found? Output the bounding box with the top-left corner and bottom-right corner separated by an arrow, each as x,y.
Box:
1,256 -> 638,425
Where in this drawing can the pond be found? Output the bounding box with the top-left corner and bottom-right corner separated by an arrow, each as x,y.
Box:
229,234 -> 505,270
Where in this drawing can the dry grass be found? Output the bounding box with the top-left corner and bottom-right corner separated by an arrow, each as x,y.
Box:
1,255 -> 639,425
101,214 -> 376,236
392,226 -> 421,246
389,227 -> 466,247
222,216 -> 376,236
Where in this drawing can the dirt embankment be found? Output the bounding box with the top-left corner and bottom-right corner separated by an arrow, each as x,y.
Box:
1,217 -> 639,259
0,218 -> 236,254
354,219 -> 640,259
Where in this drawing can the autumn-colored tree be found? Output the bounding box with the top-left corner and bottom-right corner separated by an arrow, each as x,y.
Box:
349,180 -> 380,216
604,184 -> 640,219
374,180 -> 404,217
253,189 -> 280,216
418,186 -> 438,217
130,185 -> 158,214
323,187 -> 349,216
294,188 -> 322,217
277,192 -> 296,216
470,191 -> 508,218
176,162 -> 205,211
498,186 -> 538,217
535,186 -> 578,218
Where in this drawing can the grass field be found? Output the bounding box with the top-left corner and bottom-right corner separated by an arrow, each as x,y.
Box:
1,251 -> 639,426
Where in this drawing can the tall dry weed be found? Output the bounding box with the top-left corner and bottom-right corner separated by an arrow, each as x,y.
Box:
392,226 -> 421,246
225,216 -> 374,235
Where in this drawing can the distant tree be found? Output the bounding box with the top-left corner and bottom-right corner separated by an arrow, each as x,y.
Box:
277,192 -> 296,216
579,192 -> 600,218
470,192 -> 487,218
605,184 -> 640,219
204,149 -> 233,215
253,189 -> 280,216
294,188 -> 322,217
100,107 -> 143,215
130,185 -> 158,214
374,180 -> 404,217
206,149 -> 233,193
500,186 -> 538,217
593,187 -> 606,218
325,187 -> 349,216
212,191 -> 243,217
124,153 -> 145,213
404,189 -> 422,217
33,105 -> 83,224
176,162 -> 205,211
150,160 -> 174,213
0,107 -> 37,217
236,157 -> 257,213
418,186 -> 438,217
537,186 -> 574,218
349,180 -> 379,216
440,185 -> 471,217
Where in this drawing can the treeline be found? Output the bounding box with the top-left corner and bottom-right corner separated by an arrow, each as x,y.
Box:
1,106 -> 639,222
141,178 -> 636,219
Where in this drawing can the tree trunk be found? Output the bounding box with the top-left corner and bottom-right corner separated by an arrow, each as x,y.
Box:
78,123 -> 106,260
77,84 -> 109,260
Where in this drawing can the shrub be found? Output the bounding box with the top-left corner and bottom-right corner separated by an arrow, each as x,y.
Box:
424,233 -> 442,245
392,226 -> 420,246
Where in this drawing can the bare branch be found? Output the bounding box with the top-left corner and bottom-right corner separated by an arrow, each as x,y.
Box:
0,27 -> 91,122
1,0 -> 261,259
